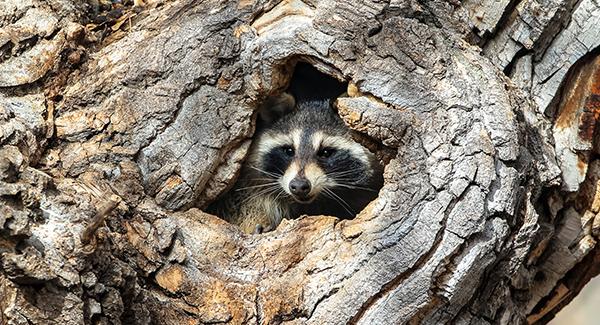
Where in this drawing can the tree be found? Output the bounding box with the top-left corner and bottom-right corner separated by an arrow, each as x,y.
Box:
1,0 -> 599,323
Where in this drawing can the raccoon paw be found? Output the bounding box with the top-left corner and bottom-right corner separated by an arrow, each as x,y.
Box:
253,224 -> 264,234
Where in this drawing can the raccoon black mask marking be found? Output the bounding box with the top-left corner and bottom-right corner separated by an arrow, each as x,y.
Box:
209,94 -> 383,234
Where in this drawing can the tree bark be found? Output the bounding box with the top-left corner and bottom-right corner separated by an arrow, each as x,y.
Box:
1,0 -> 599,324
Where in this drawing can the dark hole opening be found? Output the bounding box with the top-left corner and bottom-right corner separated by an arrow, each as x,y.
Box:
288,62 -> 347,103
207,62 -> 384,234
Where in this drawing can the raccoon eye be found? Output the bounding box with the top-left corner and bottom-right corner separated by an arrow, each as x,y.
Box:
281,145 -> 295,157
317,147 -> 336,159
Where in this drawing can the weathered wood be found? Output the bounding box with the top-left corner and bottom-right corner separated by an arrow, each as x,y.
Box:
1,0 -> 599,324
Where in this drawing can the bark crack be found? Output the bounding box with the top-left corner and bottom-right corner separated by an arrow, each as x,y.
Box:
347,186 -> 460,324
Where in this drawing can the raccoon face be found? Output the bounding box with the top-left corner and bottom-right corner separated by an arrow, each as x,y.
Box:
252,126 -> 375,205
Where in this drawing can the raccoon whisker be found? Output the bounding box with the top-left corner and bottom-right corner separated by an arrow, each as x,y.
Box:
328,172 -> 369,182
248,177 -> 279,182
326,170 -> 362,178
252,171 -> 282,179
327,168 -> 357,173
251,185 -> 281,198
236,182 -> 278,191
239,187 -> 271,201
328,176 -> 360,181
323,190 -> 354,217
326,170 -> 353,176
328,175 -> 370,184
248,166 -> 282,178
323,188 -> 355,217
333,183 -> 378,192
272,187 -> 291,204
235,182 -> 280,191
273,188 -> 288,202
241,190 -> 277,207
328,169 -> 361,175
240,185 -> 281,205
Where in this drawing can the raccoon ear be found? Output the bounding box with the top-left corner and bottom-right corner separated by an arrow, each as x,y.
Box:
258,93 -> 296,125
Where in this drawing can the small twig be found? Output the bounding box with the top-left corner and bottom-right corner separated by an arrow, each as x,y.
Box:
81,195 -> 121,245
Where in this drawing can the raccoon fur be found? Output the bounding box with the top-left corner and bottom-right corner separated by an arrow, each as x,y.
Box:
209,93 -> 383,233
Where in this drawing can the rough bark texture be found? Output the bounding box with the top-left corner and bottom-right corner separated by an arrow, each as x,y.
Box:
1,0 -> 599,324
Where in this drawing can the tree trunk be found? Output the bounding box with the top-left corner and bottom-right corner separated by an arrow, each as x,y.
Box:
1,0 -> 599,324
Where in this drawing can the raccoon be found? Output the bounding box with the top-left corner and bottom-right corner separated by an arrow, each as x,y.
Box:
209,94 -> 383,234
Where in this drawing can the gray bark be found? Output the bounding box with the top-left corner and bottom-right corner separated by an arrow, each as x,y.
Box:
1,0 -> 599,324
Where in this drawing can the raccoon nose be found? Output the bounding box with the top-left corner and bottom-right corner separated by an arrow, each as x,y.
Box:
289,178 -> 311,197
